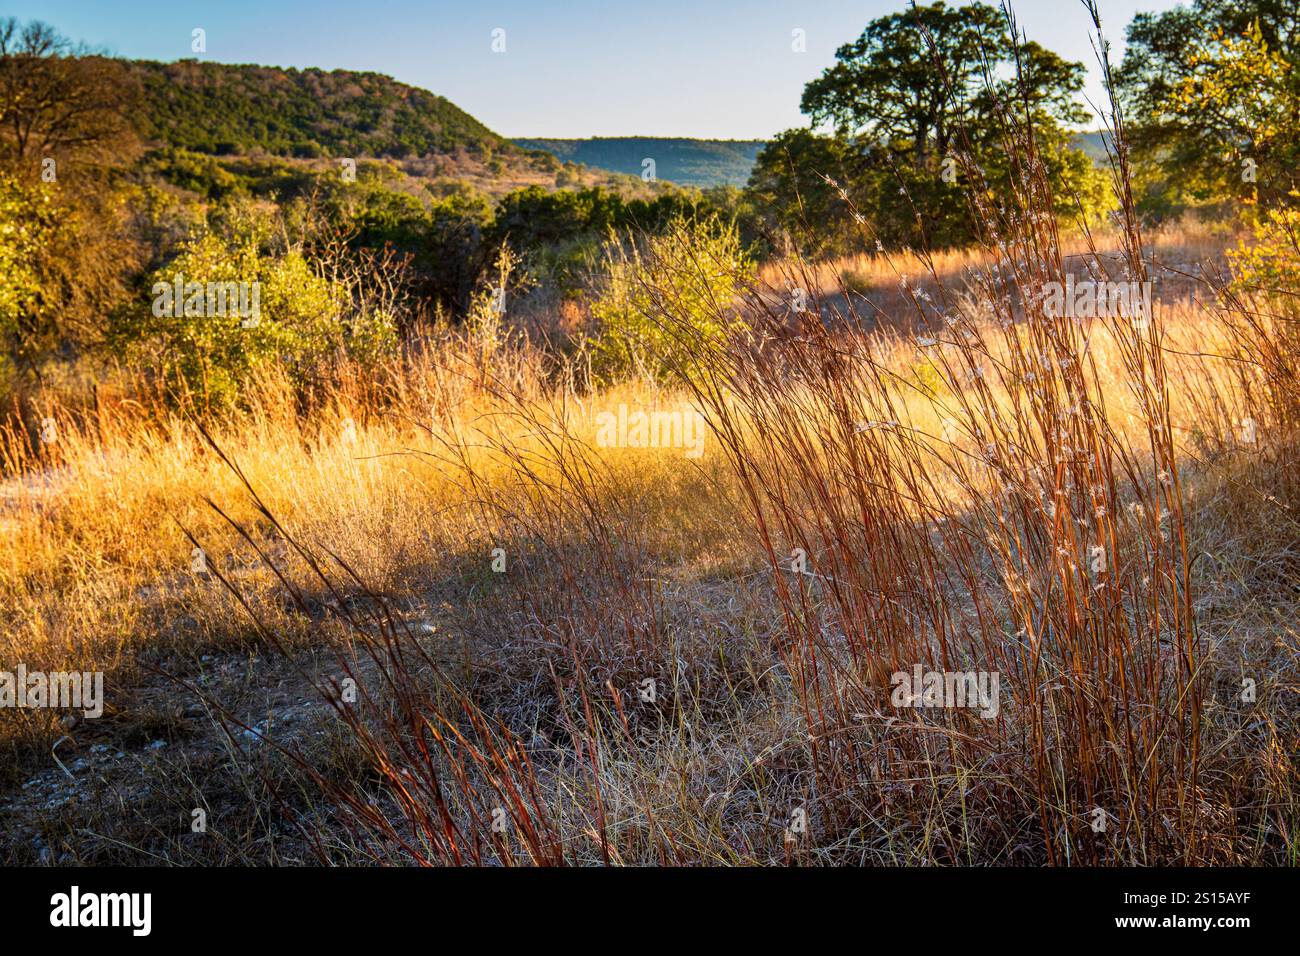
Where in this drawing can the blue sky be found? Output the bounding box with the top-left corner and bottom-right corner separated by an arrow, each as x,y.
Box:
7,0 -> 1185,138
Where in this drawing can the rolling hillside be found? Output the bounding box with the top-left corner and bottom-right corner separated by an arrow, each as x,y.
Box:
115,60 -> 662,199
118,62 -> 764,192
1071,130 -> 1112,164
125,60 -> 512,159
513,137 -> 765,187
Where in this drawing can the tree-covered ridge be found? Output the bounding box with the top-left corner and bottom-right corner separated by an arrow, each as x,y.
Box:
513,137 -> 765,187
126,59 -> 511,159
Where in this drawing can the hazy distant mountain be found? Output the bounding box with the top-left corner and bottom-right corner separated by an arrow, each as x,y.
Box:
513,137 -> 765,188
1071,130 -> 1113,164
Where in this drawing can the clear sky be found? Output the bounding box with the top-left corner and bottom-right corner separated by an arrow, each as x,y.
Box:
6,0 -> 1185,139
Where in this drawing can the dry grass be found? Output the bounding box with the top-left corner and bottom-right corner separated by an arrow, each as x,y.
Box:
2,229 -> 1295,864
1,26 -> 1295,866
755,219 -> 1244,346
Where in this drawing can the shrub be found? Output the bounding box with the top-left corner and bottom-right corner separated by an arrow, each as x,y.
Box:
109,228 -> 395,411
1224,200 -> 1300,434
840,268 -> 873,296
0,173 -> 56,372
589,215 -> 753,383
1229,201 -> 1300,313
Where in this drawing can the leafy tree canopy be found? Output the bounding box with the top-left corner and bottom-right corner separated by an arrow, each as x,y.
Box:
1117,0 -> 1300,213
801,1 -> 1086,168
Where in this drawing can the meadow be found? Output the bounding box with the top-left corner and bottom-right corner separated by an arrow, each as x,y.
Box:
2,0 -> 1297,868
3,203 -> 1295,864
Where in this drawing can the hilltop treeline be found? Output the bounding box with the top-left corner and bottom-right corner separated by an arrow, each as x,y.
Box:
127,60 -> 506,159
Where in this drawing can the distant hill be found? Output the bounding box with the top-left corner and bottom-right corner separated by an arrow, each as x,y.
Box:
115,60 -> 670,199
513,137 -> 765,187
1071,130 -> 1112,164
126,60 -> 512,159
116,62 -> 769,197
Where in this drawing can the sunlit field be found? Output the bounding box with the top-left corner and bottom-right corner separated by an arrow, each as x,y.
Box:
2,0 -> 1297,874
4,216 -> 1296,864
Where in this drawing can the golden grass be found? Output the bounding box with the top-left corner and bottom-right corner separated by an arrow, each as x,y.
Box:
1,252 -> 1294,864
758,219 -> 1241,298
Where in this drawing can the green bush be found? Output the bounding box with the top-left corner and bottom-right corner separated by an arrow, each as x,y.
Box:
0,173 -> 56,371
1229,202 -> 1300,313
110,226 -> 395,410
589,215 -> 753,383
1225,200 -> 1300,433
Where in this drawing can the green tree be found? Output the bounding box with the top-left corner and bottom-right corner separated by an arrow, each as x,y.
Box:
424,190 -> 494,316
752,1 -> 1099,253
0,19 -> 142,375
746,128 -> 859,256
801,2 -> 1086,167
0,173 -> 56,373
1117,0 -> 1300,215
